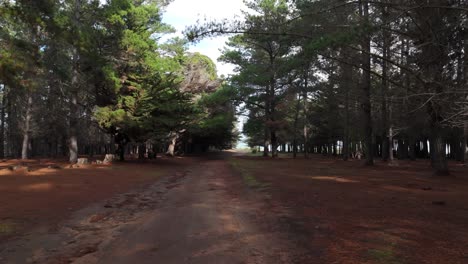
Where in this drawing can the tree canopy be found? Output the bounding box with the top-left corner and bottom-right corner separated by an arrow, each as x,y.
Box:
186,0 -> 468,175
0,0 -> 237,162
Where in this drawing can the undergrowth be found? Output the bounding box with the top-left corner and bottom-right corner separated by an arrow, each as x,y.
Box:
229,158 -> 270,190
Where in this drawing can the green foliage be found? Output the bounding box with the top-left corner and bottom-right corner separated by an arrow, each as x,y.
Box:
92,0 -> 193,142
0,0 -> 238,159
367,248 -> 402,264
184,52 -> 218,81
229,158 -> 270,190
0,221 -> 16,235
188,85 -> 239,149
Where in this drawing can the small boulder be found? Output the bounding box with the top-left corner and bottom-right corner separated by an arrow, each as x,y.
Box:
8,165 -> 29,171
77,158 -> 89,165
96,160 -> 103,165
103,154 -> 115,164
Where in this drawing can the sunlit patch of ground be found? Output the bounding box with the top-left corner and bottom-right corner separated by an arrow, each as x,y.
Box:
0,156 -> 192,241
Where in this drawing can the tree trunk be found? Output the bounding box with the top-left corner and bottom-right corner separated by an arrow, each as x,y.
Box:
464,25 -> 468,164
359,0 -> 374,165
138,143 -> 146,159
428,102 -> 449,175
343,64 -> 350,161
0,85 -> 6,159
110,135 -> 116,154
69,80 -> 79,163
421,139 -> 428,159
388,126 -> 394,162
302,76 -> 309,159
463,122 -> 468,164
337,13 -> 353,161
397,139 -> 408,160
380,5 -> 390,162
166,132 -> 178,157
271,131 -> 278,158
117,143 -> 125,161
21,134 -> 30,160
431,131 -> 449,175
5,91 -> 11,158
292,93 -> 300,159
303,125 -> 308,158
263,127 -> 269,157
408,136 -> 416,161
293,139 -> 297,158
417,2 -> 449,174
21,94 -> 33,160
68,0 -> 81,164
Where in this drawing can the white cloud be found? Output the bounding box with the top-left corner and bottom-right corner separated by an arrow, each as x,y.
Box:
163,0 -> 245,30
162,0 -> 246,76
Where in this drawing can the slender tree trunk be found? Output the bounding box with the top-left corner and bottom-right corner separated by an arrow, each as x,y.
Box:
342,59 -> 352,161
464,33 -> 468,164
431,130 -> 449,175
464,122 -> 468,164
21,134 -> 30,160
303,125 -> 308,158
271,131 -> 278,158
293,139 -> 297,158
388,126 -> 394,162
0,85 -> 6,159
266,52 -> 277,158
303,71 -> 309,159
138,143 -> 146,159
263,126 -> 269,157
463,27 -> 468,164
69,70 -> 79,163
381,7 -> 390,161
21,94 -> 33,160
343,97 -> 349,161
417,2 -> 449,175
293,92 -> 301,159
408,136 -> 416,161
117,143 -> 125,161
5,92 -> 11,158
359,0 -> 374,165
110,135 -> 116,154
398,139 -> 403,159
166,132 -> 178,156
428,102 -> 449,175
68,0 -> 82,164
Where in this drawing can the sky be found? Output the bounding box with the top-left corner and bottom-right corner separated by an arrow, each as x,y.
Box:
161,0 -> 247,76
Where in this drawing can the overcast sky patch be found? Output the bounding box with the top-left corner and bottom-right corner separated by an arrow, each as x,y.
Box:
162,0 -> 246,76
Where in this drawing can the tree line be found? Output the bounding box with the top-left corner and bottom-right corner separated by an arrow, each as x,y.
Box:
0,0 -> 237,163
187,0 -> 468,175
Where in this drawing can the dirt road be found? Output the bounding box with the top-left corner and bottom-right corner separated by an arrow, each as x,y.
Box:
1,155 -> 308,263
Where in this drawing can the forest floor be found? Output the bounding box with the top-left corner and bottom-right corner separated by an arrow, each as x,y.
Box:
230,154 -> 468,264
0,152 -> 468,263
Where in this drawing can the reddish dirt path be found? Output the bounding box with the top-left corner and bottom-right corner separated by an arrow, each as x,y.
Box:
0,154 -> 309,263
95,157 -> 307,263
